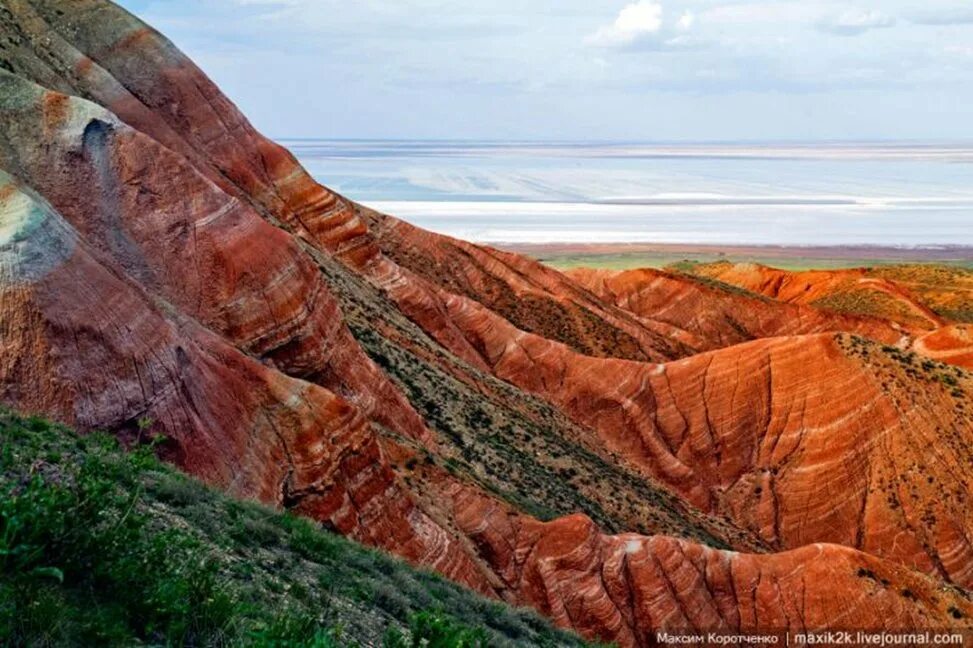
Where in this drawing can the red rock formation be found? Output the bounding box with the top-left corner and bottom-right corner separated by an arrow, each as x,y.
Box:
670,262 -> 973,368
412,286 -> 973,586
913,325 -> 973,370
1,3 -> 971,646
688,262 -> 948,330
286,201 -> 973,592
442,483 -> 973,646
567,266 -> 908,349
0,170 -> 493,594
6,0 -> 367,255
0,66 -> 433,450
366,211 -> 701,362
354,217 -> 973,587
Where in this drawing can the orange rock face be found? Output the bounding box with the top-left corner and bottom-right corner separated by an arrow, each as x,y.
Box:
567,266 -> 907,349
439,483 -> 973,646
0,170 -> 491,596
913,325 -> 973,370
1,3 -> 972,646
689,262 -> 957,331
393,284 -> 973,583
367,212 -> 700,362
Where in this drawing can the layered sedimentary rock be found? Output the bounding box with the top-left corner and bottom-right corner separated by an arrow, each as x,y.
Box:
445,490 -> 973,646
677,262 -> 973,367
0,171 -> 487,593
567,266 -> 907,349
365,211 -> 700,362
685,262 -> 951,330
0,53 -> 433,450
0,0 -> 373,263
1,2 -> 971,646
408,285 -> 973,585
358,220 -> 973,586
914,325 -> 973,370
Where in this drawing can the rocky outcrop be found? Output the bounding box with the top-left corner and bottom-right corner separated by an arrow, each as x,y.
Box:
1,2 -> 971,645
297,203 -> 973,590
0,66 -> 433,449
0,0 -> 373,263
413,285 -> 973,586
357,219 -> 973,587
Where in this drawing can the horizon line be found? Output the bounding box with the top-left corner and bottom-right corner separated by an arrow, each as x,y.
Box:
273,137 -> 973,146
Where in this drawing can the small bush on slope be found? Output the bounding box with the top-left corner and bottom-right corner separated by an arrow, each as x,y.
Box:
0,409 -> 593,647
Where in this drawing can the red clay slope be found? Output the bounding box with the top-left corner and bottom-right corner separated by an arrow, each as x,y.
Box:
670,262 -> 973,367
686,262 -> 948,330
395,285 -> 973,586
567,266 -> 908,348
914,326 -> 973,370
359,218 -> 973,587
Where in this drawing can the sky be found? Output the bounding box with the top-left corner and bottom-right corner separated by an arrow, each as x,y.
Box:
116,0 -> 973,142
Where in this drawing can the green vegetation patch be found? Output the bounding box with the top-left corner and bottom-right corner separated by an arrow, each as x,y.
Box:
0,409 -> 591,647
810,289 -> 924,325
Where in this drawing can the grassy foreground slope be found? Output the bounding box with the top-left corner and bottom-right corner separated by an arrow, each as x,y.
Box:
0,410 -> 592,647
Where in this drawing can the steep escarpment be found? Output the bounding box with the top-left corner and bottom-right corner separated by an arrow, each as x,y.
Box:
352,224 -> 973,586
1,2 -> 971,646
445,507 -> 973,646
0,0 -> 762,625
0,0 -> 372,262
309,239 -> 767,553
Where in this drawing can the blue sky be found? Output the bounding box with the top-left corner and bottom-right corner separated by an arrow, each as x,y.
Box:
117,0 -> 973,141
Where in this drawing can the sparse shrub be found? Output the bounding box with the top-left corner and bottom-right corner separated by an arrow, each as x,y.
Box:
384,610 -> 489,648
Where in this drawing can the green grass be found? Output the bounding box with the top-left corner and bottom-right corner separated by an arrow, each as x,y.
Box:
0,409 -> 593,647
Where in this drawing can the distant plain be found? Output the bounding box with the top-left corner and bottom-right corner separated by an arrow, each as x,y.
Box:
288,139 -> 973,261
499,242 -> 973,271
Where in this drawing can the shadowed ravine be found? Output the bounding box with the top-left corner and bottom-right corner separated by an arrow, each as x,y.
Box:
0,2 -> 971,646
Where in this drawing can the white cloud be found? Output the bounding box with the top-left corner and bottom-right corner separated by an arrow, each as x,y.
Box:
817,9 -> 896,36
585,1 -> 664,47
118,0 -> 973,141
676,11 -> 695,32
